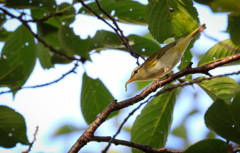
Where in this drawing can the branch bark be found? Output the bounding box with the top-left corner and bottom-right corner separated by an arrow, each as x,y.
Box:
68,53 -> 240,153
93,136 -> 183,153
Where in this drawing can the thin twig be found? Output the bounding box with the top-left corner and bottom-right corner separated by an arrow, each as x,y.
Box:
22,126 -> 39,153
78,0 -> 145,65
27,12 -> 64,22
102,100 -> 150,153
0,62 -> 79,95
93,136 -> 183,153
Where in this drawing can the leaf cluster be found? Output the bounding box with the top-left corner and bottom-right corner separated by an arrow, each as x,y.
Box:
0,0 -> 240,152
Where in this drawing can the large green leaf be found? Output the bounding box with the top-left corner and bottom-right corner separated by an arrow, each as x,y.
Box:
79,0 -> 147,25
197,77 -> 239,103
5,0 -> 56,11
198,39 -> 240,66
0,106 -> 29,148
228,13 -> 240,46
36,22 -> 72,68
36,43 -> 53,69
0,25 -> 36,93
146,0 -> 199,43
89,30 -> 122,52
81,73 -> 116,125
0,28 -> 12,42
58,25 -> 91,58
194,0 -> 240,12
184,139 -> 228,153
204,92 -> 240,144
131,90 -> 176,153
127,34 -> 161,56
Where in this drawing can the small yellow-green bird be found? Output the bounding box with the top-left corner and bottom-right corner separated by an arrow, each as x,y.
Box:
125,24 -> 206,91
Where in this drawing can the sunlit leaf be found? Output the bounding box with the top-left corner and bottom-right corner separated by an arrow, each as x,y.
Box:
0,106 -> 29,148
81,73 -> 116,125
146,0 -> 199,43
184,139 -> 228,153
198,39 -> 240,66
205,92 -> 240,144
131,89 -> 176,153
79,0 -> 147,25
194,0 -> 240,12
0,25 -> 36,95
228,13 -> 240,46
197,77 -> 239,103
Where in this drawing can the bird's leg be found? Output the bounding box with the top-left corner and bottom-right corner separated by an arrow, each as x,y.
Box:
152,79 -> 158,85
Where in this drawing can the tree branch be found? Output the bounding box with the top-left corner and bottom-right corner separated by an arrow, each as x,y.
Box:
93,136 -> 183,153
68,52 -> 240,153
102,100 -> 149,153
0,62 -> 79,95
0,7 -> 86,63
78,0 -> 145,65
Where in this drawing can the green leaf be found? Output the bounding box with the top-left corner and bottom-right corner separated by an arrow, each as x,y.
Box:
31,9 -> 60,28
53,124 -> 85,137
0,13 -> 6,29
79,0 -> 147,25
5,0 -> 56,11
0,28 -> 12,42
171,123 -> 187,139
131,89 -> 176,153
58,25 -> 91,58
146,0 -> 199,43
183,139 -> 228,153
204,92 -> 240,144
37,22 -> 72,67
89,30 -> 122,52
228,13 -> 240,46
36,43 -> 53,69
0,25 -> 36,94
127,34 -> 161,56
0,106 -> 29,148
197,77 -> 239,103
194,0 -> 240,12
198,39 -> 240,66
56,2 -> 76,25
90,31 -> 161,57
81,73 -> 116,125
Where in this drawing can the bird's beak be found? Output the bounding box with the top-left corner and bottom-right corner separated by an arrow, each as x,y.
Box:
125,77 -> 134,91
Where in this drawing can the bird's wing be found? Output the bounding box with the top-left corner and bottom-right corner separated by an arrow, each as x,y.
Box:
144,40 -> 179,68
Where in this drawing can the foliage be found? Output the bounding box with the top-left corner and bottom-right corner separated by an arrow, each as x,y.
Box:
0,0 -> 240,152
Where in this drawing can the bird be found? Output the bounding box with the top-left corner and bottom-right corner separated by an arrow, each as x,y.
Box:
125,24 -> 206,91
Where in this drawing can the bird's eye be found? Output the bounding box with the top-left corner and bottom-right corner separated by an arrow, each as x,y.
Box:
134,70 -> 138,74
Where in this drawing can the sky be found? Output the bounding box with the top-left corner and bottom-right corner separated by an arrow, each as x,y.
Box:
0,0 -> 236,153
